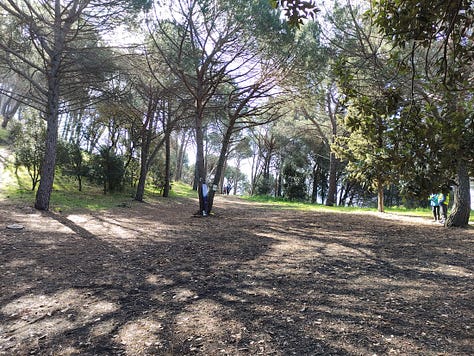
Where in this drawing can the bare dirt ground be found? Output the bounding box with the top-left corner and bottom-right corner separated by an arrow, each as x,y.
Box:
0,195 -> 473,355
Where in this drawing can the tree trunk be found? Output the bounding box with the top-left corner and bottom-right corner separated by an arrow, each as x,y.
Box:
34,0 -> 72,211
135,155 -> 148,201
339,181 -> 354,206
35,65 -> 61,211
195,110 -> 206,214
325,151 -> 337,206
207,123 -> 233,214
377,178 -> 384,212
219,159 -> 228,194
134,128 -> 152,202
250,152 -> 258,195
35,115 -> 58,210
163,129 -> 171,198
320,176 -> 327,203
134,96 -> 159,202
446,161 -> 471,227
311,163 -> 318,203
276,172 -> 282,197
175,130 -> 189,181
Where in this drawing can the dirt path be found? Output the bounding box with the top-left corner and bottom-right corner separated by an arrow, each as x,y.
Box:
0,196 -> 473,355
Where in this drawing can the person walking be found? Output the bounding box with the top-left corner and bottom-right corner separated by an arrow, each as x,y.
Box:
429,193 -> 440,222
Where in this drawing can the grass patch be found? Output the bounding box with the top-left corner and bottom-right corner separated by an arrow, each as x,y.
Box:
243,195 -> 474,222
242,195 -> 437,217
241,195 -> 367,211
169,181 -> 197,199
2,184 -> 136,213
0,164 -> 136,212
0,171 -> 196,213
384,206 -> 432,217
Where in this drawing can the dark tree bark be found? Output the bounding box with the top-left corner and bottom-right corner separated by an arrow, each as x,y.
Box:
163,104 -> 171,198
134,96 -> 158,202
446,161 -> 471,227
377,177 -> 385,213
195,104 -> 207,214
35,46 -> 62,211
311,163 -> 318,203
207,117 -> 233,214
326,151 -> 337,206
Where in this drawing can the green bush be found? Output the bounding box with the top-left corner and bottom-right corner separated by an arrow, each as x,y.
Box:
88,146 -> 125,194
282,163 -> 307,201
9,112 -> 45,190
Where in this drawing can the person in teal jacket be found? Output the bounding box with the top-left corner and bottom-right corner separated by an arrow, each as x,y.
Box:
429,193 -> 440,222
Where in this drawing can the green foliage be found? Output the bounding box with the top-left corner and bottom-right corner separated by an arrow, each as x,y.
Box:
333,88 -> 402,194
282,163 -> 307,201
9,113 -> 45,190
0,161 -> 134,212
255,176 -> 274,196
88,147 -> 125,194
370,0 -> 473,47
270,0 -> 319,27
56,141 -> 88,191
369,0 -> 474,90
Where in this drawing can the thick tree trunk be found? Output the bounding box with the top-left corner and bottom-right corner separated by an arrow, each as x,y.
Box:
35,62 -> 61,211
135,156 -> 148,201
34,0 -> 68,211
195,111 -> 207,214
35,116 -> 58,210
446,162 -> 471,227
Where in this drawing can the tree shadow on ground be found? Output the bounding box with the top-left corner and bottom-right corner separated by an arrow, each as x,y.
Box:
0,197 -> 472,355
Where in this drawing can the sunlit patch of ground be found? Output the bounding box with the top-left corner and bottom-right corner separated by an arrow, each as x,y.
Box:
0,196 -> 473,355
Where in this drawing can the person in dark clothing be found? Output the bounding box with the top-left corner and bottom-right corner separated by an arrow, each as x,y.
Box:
438,192 -> 448,223
428,193 -> 440,222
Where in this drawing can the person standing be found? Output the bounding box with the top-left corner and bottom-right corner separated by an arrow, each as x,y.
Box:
202,181 -> 209,216
438,192 -> 449,223
429,193 -> 440,222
